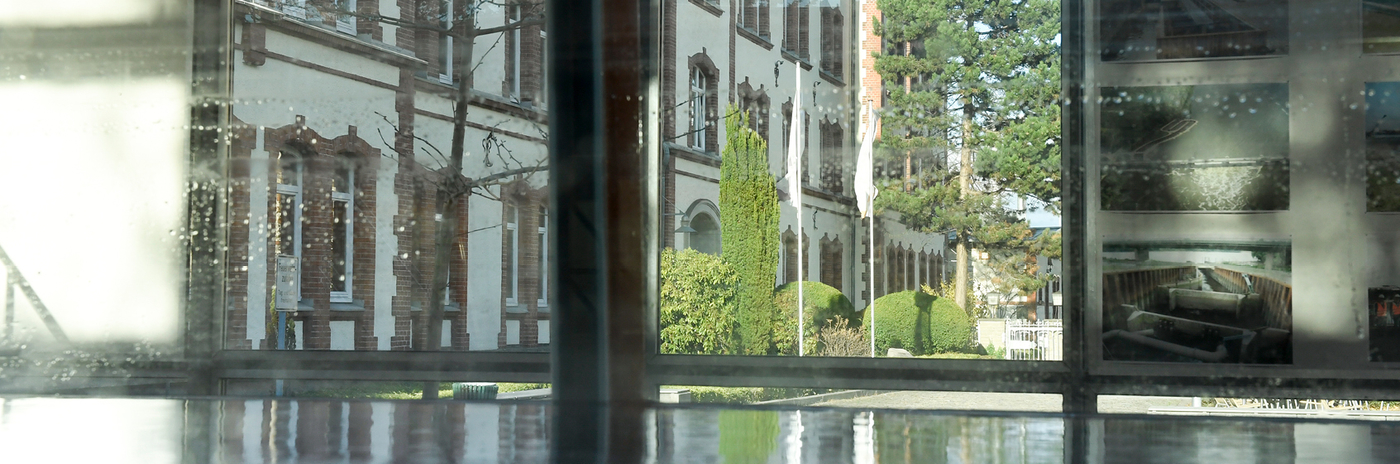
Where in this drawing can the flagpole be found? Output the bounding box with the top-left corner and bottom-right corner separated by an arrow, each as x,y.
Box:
797,186 -> 804,356
787,70 -> 805,357
869,215 -> 876,358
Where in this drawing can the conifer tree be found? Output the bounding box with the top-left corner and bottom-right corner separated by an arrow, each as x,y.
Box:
873,0 -> 1061,310
719,107 -> 781,355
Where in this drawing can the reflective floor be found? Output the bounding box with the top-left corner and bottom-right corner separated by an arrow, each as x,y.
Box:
0,397 -> 1397,463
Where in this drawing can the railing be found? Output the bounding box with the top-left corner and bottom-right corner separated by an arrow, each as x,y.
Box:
1004,319 -> 1062,361
0,244 -> 68,344
1102,265 -> 1197,330
1212,267 -> 1293,330
1157,29 -> 1269,59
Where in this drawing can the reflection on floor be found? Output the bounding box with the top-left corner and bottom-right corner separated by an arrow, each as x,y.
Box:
1,397 -> 1399,463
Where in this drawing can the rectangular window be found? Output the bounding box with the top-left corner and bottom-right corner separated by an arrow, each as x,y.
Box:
329,159 -> 353,302
738,0 -> 769,38
438,0 -> 453,84
334,0 -> 357,35
820,6 -> 841,76
274,151 -> 303,303
505,202 -> 519,306
537,206 -> 548,307
689,67 -> 708,151
510,3 -> 522,98
784,0 -> 809,59
538,29 -> 548,105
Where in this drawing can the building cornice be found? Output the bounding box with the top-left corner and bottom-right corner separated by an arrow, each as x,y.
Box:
415,78 -> 551,124
236,1 -> 426,69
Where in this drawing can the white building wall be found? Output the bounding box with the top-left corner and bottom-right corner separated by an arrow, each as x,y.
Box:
373,148 -> 398,350
467,188 -> 505,350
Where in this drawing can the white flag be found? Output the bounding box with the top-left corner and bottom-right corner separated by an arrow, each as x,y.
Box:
854,103 -> 879,218
785,72 -> 803,208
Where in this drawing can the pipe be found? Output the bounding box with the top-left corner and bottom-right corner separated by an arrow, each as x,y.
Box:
1104,329 -> 1230,362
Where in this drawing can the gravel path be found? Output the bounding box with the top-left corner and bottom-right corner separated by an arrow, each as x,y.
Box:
815,391 -> 1193,414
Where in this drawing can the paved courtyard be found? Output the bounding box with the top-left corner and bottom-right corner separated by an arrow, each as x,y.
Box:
815,391 -> 1194,414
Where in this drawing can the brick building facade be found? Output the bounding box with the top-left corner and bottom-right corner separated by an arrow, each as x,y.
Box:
224,0 -> 945,352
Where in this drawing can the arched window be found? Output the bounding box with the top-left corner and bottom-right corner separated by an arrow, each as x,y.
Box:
687,213 -> 721,255
687,52 -> 718,152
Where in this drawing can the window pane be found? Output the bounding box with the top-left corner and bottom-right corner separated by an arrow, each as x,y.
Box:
278,152 -> 301,187
276,193 -> 297,257
331,199 -> 349,293
0,0 -> 191,390
222,0 -> 552,356
663,0 -> 1061,360
332,161 -> 351,193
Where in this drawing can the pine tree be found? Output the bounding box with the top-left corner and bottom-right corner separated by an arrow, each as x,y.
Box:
873,0 -> 1061,310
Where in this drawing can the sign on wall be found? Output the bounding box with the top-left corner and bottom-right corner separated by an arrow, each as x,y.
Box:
276,257 -> 299,310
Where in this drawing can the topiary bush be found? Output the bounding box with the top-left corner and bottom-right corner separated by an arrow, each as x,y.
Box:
771,281 -> 858,355
660,248 -> 739,354
719,107 -> 781,355
861,291 -> 971,356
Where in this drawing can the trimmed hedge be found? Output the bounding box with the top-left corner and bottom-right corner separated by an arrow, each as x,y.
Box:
771,281 -> 858,356
719,410 -> 780,464
861,291 -> 971,356
660,248 -> 739,354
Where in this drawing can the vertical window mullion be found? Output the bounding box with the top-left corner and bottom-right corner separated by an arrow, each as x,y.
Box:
537,206 -> 548,307
330,159 -> 354,303
506,203 -> 519,306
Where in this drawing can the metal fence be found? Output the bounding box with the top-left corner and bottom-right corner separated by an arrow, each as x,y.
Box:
1004,320 -> 1063,361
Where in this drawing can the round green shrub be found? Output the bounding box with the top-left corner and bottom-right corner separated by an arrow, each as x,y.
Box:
771,281 -> 857,355
660,248 -> 739,354
861,291 -> 971,356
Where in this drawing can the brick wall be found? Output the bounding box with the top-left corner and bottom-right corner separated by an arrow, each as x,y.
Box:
390,70 -> 417,351
259,117 -> 380,350
859,0 -> 882,130
225,118 -> 257,349
498,182 -> 549,347
662,0 -> 677,250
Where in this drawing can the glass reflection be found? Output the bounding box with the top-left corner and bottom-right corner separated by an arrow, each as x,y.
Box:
2,398 -> 1399,463
660,0 -> 1062,359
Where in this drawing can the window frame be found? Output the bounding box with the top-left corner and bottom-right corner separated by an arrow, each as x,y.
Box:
688,66 -> 709,152
164,0 -> 1400,417
536,205 -> 548,308
334,0 -> 357,35
510,2 -> 523,99
438,0 -> 454,85
274,150 -> 304,303
328,155 -> 354,304
505,201 -> 520,307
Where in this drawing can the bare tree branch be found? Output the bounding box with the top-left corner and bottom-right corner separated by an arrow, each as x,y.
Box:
474,16 -> 544,36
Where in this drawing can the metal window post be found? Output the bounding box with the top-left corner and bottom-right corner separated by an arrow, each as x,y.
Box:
549,0 -> 659,461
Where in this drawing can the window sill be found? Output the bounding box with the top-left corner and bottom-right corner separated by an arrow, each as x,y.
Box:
737,27 -> 773,50
781,50 -> 813,71
688,0 -> 724,17
330,299 -> 366,311
506,303 -> 528,314
818,68 -> 843,86
668,143 -> 722,167
409,302 -> 461,312
412,79 -> 550,124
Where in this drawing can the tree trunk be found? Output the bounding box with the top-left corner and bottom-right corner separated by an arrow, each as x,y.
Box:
955,102 -> 973,311
423,15 -> 478,400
